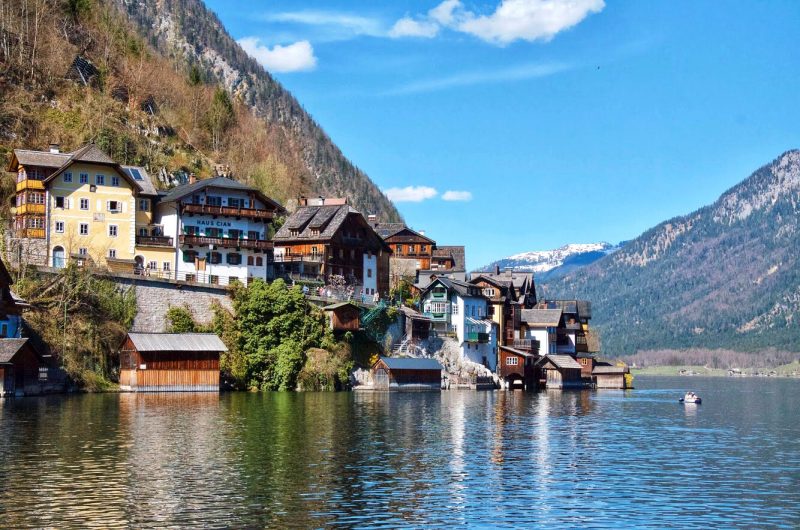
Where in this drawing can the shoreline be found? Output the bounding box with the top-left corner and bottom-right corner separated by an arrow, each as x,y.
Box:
632,363 -> 800,378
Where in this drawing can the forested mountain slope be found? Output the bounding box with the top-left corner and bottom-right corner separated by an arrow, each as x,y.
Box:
0,0 -> 401,220
540,150 -> 800,355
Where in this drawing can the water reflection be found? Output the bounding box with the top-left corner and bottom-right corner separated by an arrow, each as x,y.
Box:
0,377 -> 799,528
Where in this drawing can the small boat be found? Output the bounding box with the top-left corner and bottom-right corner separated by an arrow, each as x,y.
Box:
679,391 -> 701,404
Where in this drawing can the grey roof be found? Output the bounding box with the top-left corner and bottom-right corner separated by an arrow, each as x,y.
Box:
378,356 -> 443,371
121,166 -> 158,196
423,276 -> 481,299
323,302 -> 359,311
159,176 -> 283,211
498,345 -> 536,358
476,269 -> 535,292
373,223 -> 435,244
11,149 -> 70,168
127,333 -> 228,352
70,144 -> 115,164
542,354 -> 582,370
274,204 -> 355,241
593,365 -> 628,375
521,308 -> 563,326
0,338 -> 29,363
433,246 -> 466,270
371,222 -> 406,238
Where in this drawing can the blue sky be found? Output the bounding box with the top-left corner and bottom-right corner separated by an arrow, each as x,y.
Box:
205,0 -> 800,270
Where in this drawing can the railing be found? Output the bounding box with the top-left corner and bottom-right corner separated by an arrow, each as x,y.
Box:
513,339 -> 535,350
136,235 -> 174,247
16,179 -> 45,192
179,235 -> 273,250
14,228 -> 46,239
183,203 -> 274,219
14,204 -> 46,215
274,254 -> 324,263
466,332 -> 490,343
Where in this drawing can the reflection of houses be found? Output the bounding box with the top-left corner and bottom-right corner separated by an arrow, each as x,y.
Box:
420,277 -> 498,371
498,345 -> 538,390
273,198 -> 391,298
536,354 -> 584,389
372,356 -> 443,391
323,302 -> 360,332
119,333 -> 226,392
153,176 -> 284,285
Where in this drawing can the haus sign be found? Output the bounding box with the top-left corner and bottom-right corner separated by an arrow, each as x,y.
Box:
196,219 -> 232,227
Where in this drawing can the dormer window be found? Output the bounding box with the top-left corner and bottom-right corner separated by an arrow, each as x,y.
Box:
311,229 -> 320,237
290,229 -> 299,237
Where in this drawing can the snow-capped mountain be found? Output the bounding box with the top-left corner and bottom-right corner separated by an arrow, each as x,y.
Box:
477,242 -> 622,279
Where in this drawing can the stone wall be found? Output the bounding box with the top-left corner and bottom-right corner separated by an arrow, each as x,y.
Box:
111,276 -> 234,332
4,236 -> 49,268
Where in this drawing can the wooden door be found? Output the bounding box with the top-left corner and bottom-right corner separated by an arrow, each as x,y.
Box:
196,257 -> 206,272
374,368 -> 389,389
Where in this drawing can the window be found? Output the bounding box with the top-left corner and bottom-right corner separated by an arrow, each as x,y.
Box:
247,255 -> 254,266
185,226 -> 198,236
367,268 -> 372,278
79,173 -> 89,184
227,253 -> 242,265
148,261 -> 157,270
138,199 -> 149,211
427,301 -> 448,314
339,249 -> 344,259
78,247 -> 88,256
139,228 -> 148,236
64,172 -> 73,183
27,218 -> 45,229
183,251 -> 197,263
95,174 -> 105,185
483,288 -> 496,297
452,303 -> 458,315
228,197 -> 241,208
208,252 -> 222,264
209,275 -> 219,285
395,244 -> 402,254
55,221 -> 64,233
185,273 -> 196,282
206,227 -> 221,238
80,198 -> 89,210
206,196 -> 222,206
163,262 -> 171,271
55,196 -> 65,208
408,245 -> 415,254
506,357 -> 518,366
256,256 -> 263,266
107,201 -> 120,212
310,228 -> 320,237
421,244 -> 427,252
108,249 -> 117,259
111,176 -> 120,187
108,225 -> 118,237
229,229 -> 242,240
79,223 -> 89,236
248,230 -> 260,240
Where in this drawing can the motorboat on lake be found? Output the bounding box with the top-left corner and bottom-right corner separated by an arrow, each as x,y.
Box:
679,391 -> 702,404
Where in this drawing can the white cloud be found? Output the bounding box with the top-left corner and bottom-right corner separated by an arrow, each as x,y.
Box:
386,61 -> 569,95
238,38 -> 317,73
442,190 -> 473,201
455,0 -> 605,45
429,0 -> 463,25
384,186 -> 438,202
262,10 -> 384,39
389,17 -> 440,38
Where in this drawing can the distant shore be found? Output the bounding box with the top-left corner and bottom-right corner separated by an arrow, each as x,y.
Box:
632,362 -> 800,378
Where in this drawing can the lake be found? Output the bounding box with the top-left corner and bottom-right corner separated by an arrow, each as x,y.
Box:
1,376 -> 799,528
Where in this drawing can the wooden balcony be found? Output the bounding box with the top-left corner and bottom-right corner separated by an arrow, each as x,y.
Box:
16,179 -> 45,192
466,332 -> 490,343
136,235 -> 174,248
15,228 -> 45,239
513,338 -> 539,352
179,234 -> 273,250
183,203 -> 275,220
14,204 -> 46,215
274,254 -> 324,263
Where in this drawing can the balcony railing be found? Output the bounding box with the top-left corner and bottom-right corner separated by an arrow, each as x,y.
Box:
14,204 -> 46,215
180,234 -> 273,250
466,332 -> 490,343
274,254 -> 325,263
14,228 -> 46,239
16,179 -> 45,192
136,235 -> 174,247
513,339 -> 538,351
183,203 -> 274,220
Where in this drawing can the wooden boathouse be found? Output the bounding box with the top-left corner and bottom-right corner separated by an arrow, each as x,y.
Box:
323,302 -> 361,332
372,356 -> 443,391
119,333 -> 227,392
0,338 -> 42,397
536,354 -> 584,389
593,364 -> 631,389
498,345 -> 538,390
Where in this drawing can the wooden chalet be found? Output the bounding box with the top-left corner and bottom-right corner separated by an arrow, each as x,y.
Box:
399,306 -> 432,342
576,352 -> 596,380
593,364 -> 631,389
430,245 -> 465,272
323,302 -> 361,332
272,198 -> 392,297
536,354 -> 584,389
0,339 -> 43,397
372,356 -> 443,391
119,333 -> 227,392
498,345 -> 538,390
370,220 -> 436,271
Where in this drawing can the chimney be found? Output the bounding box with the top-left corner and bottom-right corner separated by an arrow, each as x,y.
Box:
49,143 -> 60,154
504,267 -> 513,277
188,173 -> 197,185
494,265 -> 500,275
367,214 -> 377,224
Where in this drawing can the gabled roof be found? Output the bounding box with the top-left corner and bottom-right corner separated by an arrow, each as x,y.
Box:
432,245 -> 466,270
422,276 -> 481,299
0,338 -> 30,363
274,205 -> 387,253
159,176 -> 284,211
538,354 -> 582,370
377,356 -> 443,371
8,149 -> 70,169
127,333 -> 228,352
521,308 -> 562,326
373,223 -> 436,244
323,302 -> 360,311
371,222 -> 406,238
593,365 -> 629,375
498,345 -> 537,358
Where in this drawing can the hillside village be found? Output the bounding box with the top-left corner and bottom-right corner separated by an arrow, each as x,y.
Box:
1,142 -> 630,396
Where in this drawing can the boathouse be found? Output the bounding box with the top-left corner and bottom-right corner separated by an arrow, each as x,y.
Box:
323,302 -> 361,332
400,306 -> 432,341
593,364 -> 631,389
119,333 -> 226,392
498,345 -> 537,390
372,356 -> 443,391
536,354 -> 584,389
0,338 -> 42,397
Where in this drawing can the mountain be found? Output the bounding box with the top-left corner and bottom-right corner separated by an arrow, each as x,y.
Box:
0,0 -> 401,221
478,242 -> 622,281
540,150 -> 800,355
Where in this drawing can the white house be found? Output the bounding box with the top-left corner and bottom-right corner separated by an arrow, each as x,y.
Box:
520,309 -> 563,355
420,277 -> 498,371
153,177 -> 284,285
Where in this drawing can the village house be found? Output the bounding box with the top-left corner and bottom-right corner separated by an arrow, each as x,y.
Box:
519,308 -> 562,356
532,300 -> 598,355
372,356 -> 443,391
151,176 -> 284,285
119,332 -> 227,392
498,345 -> 538,390
593,363 -> 631,389
419,277 -> 498,371
7,144 -> 160,270
370,219 -> 436,288
323,302 -> 361,332
0,257 -> 28,339
536,354 -> 584,389
272,198 -> 392,298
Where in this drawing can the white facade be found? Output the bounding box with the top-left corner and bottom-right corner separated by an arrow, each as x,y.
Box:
363,252 -> 377,296
525,326 -> 558,355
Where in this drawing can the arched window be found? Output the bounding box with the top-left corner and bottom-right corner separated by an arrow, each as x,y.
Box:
52,246 -> 65,268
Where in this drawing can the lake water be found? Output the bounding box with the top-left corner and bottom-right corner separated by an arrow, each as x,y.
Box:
1,376 -> 799,528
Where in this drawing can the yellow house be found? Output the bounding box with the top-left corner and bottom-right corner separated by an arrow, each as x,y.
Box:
8,144 -> 162,271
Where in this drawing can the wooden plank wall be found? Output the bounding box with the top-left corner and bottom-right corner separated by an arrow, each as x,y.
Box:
134,369 -> 219,391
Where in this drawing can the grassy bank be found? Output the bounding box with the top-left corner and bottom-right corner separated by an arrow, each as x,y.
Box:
632,361 -> 800,377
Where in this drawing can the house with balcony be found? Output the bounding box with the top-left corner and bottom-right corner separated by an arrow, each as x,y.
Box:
530,300 -> 597,356
419,277 -> 498,371
152,176 -> 284,285
7,144 -> 159,270
370,219 -> 436,288
519,308 -> 563,355
272,197 -> 391,298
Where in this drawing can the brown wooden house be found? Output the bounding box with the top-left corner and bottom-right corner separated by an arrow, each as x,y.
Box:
0,338 -> 42,397
536,354 -> 584,389
498,345 -> 538,390
323,302 -> 361,332
119,333 -> 227,392
371,221 -> 436,271
400,306 -> 432,342
273,198 -> 392,297
593,364 -> 631,389
372,356 -> 443,391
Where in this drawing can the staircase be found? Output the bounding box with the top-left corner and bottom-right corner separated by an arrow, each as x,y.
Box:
360,301 -> 388,343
